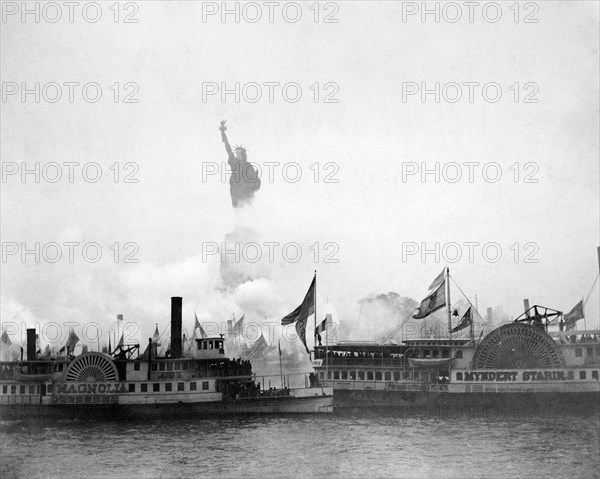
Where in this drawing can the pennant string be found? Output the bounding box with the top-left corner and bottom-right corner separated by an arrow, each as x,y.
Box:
584,272 -> 599,306
450,275 -> 486,322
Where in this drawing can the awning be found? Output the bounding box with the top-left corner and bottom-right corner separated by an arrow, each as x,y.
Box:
408,358 -> 454,368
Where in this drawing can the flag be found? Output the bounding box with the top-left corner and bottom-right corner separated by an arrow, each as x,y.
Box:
246,334 -> 269,360
564,300 -> 584,330
1,330 -> 12,346
315,315 -> 330,346
117,334 -> 124,347
281,276 -> 316,354
451,307 -> 473,333
315,316 -> 329,335
193,312 -> 207,339
281,277 -> 316,326
66,329 -> 79,351
232,314 -> 244,335
152,324 -> 161,346
428,268 -> 445,291
413,279 -> 446,319
117,314 -> 123,321
0,332 -> 13,361
232,314 -> 245,336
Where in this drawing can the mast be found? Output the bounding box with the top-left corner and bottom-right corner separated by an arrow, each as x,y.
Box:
147,338 -> 152,380
446,267 -> 452,340
325,315 -> 329,381
469,308 -> 475,344
582,295 -> 587,331
314,270 -> 317,355
278,340 -> 284,389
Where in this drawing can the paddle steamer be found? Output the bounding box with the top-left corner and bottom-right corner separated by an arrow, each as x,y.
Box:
312,267 -> 600,417
313,320 -> 600,416
0,297 -> 332,419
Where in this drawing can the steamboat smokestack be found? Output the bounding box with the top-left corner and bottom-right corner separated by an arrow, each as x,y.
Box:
171,297 -> 183,358
523,299 -> 530,316
26,328 -> 36,360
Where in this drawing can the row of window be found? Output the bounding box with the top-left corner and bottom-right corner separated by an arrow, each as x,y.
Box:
197,340 -> 224,350
136,381 -> 210,393
319,370 -> 431,381
134,361 -> 198,372
2,385 -> 37,395
135,360 -> 225,372
421,349 -> 452,359
318,369 -> 600,382
1,381 -> 211,395
574,347 -> 600,358
580,370 -> 596,380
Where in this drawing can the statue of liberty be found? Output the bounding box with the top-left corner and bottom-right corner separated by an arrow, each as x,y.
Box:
219,121 -> 261,208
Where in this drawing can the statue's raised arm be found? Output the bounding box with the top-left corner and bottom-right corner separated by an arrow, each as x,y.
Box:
219,120 -> 235,161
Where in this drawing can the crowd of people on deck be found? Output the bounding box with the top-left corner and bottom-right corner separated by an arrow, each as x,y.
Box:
564,334 -> 599,344
313,349 -> 410,362
207,358 -> 252,376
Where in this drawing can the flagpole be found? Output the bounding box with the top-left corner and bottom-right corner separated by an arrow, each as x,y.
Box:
446,267 -> 452,341
470,309 -> 475,344
325,316 -> 329,381
582,296 -> 587,331
278,340 -> 284,389
313,270 -> 317,360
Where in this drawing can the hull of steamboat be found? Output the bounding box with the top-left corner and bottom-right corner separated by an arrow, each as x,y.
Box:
0,389 -> 333,420
313,321 -> 600,415
0,297 -> 333,420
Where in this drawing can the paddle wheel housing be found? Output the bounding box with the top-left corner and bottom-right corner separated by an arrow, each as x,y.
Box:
472,323 -> 566,369
64,352 -> 119,382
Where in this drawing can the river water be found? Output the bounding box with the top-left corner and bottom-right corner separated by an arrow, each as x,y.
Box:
1,410 -> 598,478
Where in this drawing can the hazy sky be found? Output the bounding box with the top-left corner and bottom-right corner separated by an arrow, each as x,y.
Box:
1,1 -> 598,350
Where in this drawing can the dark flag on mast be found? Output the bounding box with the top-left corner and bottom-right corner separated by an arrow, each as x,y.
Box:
193,313 -> 207,339
413,274 -> 446,319
428,268 -> 445,291
315,315 -> 329,346
451,307 -> 473,333
1,330 -> 12,346
246,334 -> 268,360
281,276 -> 316,354
564,300 -> 584,330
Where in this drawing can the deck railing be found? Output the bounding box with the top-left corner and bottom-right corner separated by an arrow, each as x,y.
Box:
317,379 -> 449,392
314,357 -> 452,367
